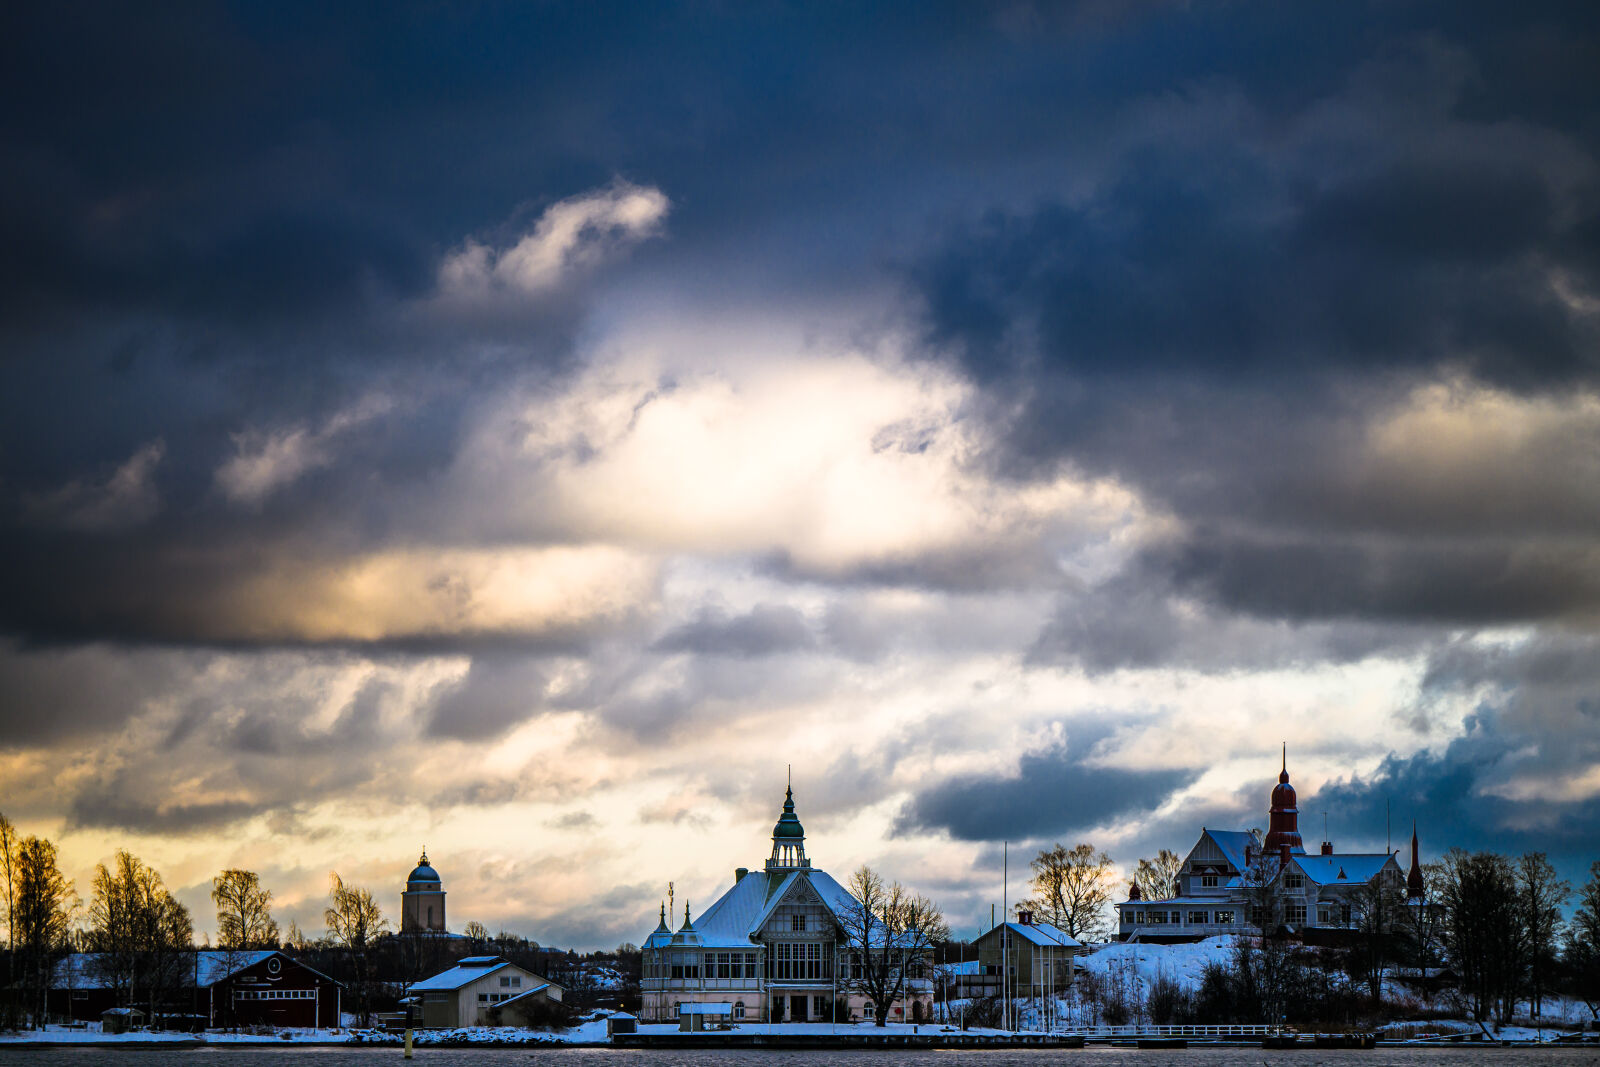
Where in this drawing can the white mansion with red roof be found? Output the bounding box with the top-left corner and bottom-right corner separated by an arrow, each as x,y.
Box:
640,784 -> 933,1024
1115,749 -> 1421,942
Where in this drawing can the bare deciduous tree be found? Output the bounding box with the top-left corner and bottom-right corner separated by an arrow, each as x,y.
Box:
1516,851 -> 1568,1020
326,872 -> 388,1025
1017,843 -> 1115,941
1134,849 -> 1183,903
836,865 -> 949,1026
13,836 -> 75,1029
1439,848 -> 1522,1027
211,869 -> 279,950
1567,861 -> 1600,1021
0,813 -> 21,1030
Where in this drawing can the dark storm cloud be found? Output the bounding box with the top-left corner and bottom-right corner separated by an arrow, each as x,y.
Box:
1028,569 -> 1436,673
5,0 -> 1597,653
1158,536 -> 1600,625
67,777 -> 261,836
896,729 -> 1198,842
650,605 -> 815,658
1306,634 -> 1600,883
900,11 -> 1600,630
427,656 -> 549,741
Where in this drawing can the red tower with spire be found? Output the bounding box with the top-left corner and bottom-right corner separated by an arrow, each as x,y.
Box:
1263,743 -> 1304,857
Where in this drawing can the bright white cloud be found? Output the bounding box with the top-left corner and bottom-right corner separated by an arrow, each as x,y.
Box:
438,180 -> 669,299
453,341 -> 1160,583
216,394 -> 393,507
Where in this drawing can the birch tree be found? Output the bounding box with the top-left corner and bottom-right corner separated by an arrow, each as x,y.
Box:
13,837 -> 74,1029
1134,849 -> 1183,903
0,813 -> 20,1030
836,866 -> 949,1026
326,873 -> 388,1025
211,869 -> 279,950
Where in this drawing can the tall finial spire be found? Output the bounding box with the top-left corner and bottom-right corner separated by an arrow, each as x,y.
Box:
1406,819 -> 1425,900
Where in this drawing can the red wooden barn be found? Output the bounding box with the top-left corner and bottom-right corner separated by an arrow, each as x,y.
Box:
50,950 -> 341,1029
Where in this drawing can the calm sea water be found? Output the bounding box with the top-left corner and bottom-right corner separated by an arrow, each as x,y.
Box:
1,1050 -> 1598,1066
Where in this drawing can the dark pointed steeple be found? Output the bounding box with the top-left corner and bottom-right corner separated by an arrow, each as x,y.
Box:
1406,821 -> 1425,900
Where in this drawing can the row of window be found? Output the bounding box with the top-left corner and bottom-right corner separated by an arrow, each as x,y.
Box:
662,951 -> 761,980
1131,903 -> 1351,926
652,947 -> 925,983
234,990 -> 315,1000
1128,910 -> 1236,925
772,942 -> 827,980
478,992 -> 516,1003
498,975 -> 523,988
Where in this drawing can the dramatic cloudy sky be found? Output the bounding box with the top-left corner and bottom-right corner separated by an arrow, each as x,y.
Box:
3,1 -> 1599,949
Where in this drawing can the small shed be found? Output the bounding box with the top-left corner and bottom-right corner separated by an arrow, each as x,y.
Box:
101,1007 -> 145,1034
607,1011 -> 637,1037
678,1002 -> 734,1031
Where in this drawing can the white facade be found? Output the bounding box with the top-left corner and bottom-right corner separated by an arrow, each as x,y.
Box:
1115,767 -> 1409,942
641,786 -> 934,1023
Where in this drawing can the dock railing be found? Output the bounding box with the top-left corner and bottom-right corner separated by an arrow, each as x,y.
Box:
1056,1023 -> 1283,1039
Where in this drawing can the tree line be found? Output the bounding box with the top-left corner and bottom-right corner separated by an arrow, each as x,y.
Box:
0,812 -> 391,1029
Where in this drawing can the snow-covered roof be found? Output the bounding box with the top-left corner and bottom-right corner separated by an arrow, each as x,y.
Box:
1199,829 -> 1258,872
54,950 -> 314,990
409,958 -> 518,991
980,921 -> 1082,949
680,866 -> 862,949
489,982 -> 552,1009
1118,896 -> 1243,907
1292,853 -> 1398,886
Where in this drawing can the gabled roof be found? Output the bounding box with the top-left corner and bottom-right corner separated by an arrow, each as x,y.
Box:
1291,853 -> 1398,886
681,866 -> 862,949
979,921 -> 1082,949
408,957 -> 520,991
52,950 -> 338,990
1196,829 -> 1259,873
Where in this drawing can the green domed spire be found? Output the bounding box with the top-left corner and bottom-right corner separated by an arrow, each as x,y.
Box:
766,769 -> 811,870
772,784 -> 806,840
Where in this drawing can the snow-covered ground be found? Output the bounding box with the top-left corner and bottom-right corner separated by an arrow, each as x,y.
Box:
1078,935 -> 1238,990
0,1018 -> 1019,1045
0,1026 -> 344,1044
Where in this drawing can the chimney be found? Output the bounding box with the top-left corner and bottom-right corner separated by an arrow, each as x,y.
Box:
1321,842 -> 1334,855
1018,910 -> 1033,925
734,868 -> 748,883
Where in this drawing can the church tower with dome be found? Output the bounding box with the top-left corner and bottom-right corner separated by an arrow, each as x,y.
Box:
401,848 -> 447,934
